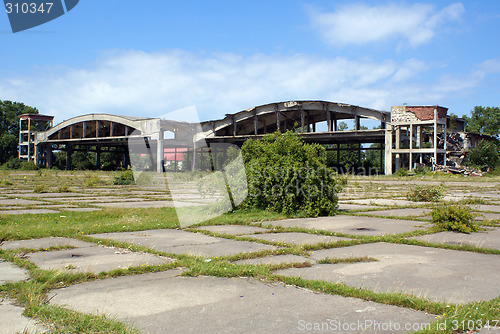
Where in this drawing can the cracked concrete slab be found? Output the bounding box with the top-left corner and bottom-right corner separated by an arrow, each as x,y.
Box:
0,198 -> 45,206
49,269 -> 434,334
261,215 -> 427,236
26,245 -> 172,274
1,237 -> 94,250
275,243 -> 500,304
194,225 -> 270,235
361,208 -> 430,217
95,200 -> 199,208
470,204 -> 500,213
0,260 -> 29,285
412,229 -> 500,250
0,298 -> 47,333
0,209 -> 59,215
234,254 -> 314,266
338,203 -> 379,211
59,207 -> 102,212
475,212 -> 500,221
344,199 -> 418,206
241,232 -> 350,245
89,229 -> 277,257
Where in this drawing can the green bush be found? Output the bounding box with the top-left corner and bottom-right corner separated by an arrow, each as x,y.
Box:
466,140 -> 499,171
394,168 -> 408,176
406,185 -> 445,202
112,169 -> 135,185
240,131 -> 345,217
56,184 -> 71,193
430,205 -> 479,233
33,184 -> 48,193
414,166 -> 431,175
2,157 -> 21,169
83,174 -> 104,187
20,161 -> 39,170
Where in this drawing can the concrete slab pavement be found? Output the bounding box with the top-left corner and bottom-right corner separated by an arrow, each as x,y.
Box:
240,232 -> 350,245
262,215 -> 427,236
234,254 -> 314,266
26,246 -> 173,274
1,237 -> 94,250
412,229 -> 500,250
0,260 -> 29,285
194,225 -> 270,235
0,298 -> 47,333
361,208 -> 430,218
49,269 -> 434,334
275,243 -> 500,304
89,229 -> 278,257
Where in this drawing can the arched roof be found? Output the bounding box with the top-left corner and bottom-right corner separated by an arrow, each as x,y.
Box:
200,100 -> 389,137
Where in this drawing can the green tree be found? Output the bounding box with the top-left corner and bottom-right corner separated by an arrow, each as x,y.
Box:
241,131 -> 345,217
465,140 -> 499,171
463,106 -> 500,137
0,100 -> 39,164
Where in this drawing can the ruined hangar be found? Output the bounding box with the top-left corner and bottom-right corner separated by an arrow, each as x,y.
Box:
19,100 -> 487,175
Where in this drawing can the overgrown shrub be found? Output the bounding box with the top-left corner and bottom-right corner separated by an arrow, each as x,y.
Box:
406,185 -> 445,202
83,174 -> 104,187
112,169 -> 135,185
56,185 -> 71,193
2,157 -> 21,169
394,168 -> 408,176
414,166 -> 431,175
33,184 -> 48,193
240,131 -> 345,217
430,205 -> 479,233
20,161 -> 38,170
466,140 -> 499,171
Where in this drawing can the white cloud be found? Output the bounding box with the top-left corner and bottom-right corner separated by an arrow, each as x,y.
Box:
310,2 -> 464,48
0,50 -> 495,123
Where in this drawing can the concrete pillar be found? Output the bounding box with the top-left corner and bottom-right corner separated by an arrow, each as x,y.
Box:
47,145 -> 53,169
300,108 -> 305,132
409,124 -> 413,170
253,110 -> 258,135
157,131 -> 164,173
384,127 -> 393,175
395,125 -> 401,170
192,144 -> 197,171
326,110 -> 332,132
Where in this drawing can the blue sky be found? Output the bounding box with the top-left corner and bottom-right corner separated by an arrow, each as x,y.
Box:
1,0 -> 500,124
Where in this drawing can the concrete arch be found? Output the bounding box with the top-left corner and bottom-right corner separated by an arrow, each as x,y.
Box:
36,114 -> 153,142
201,100 -> 389,137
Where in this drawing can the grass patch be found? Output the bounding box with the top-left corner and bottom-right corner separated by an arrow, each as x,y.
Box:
33,184 -> 48,193
406,185 -> 445,202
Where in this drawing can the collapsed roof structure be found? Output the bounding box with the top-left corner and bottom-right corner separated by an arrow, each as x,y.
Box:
19,100 -> 495,174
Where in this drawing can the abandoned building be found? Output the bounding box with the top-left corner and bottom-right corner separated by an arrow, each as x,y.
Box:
18,100 -> 495,174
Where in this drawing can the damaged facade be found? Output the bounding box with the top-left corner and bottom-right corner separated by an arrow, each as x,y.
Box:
20,101 -> 496,175
387,105 -> 496,174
